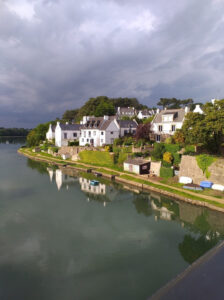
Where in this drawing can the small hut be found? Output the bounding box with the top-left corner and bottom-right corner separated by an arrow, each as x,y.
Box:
123,158 -> 150,175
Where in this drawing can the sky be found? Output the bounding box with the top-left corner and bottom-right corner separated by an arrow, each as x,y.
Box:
1,0 -> 224,128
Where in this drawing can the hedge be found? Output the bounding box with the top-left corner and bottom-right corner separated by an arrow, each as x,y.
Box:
160,167 -> 174,178
173,153 -> 181,165
164,144 -> 181,154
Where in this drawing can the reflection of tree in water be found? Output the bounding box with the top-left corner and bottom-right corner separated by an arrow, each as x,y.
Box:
152,196 -> 179,219
179,212 -> 222,264
0,137 -> 26,144
27,159 -> 50,175
133,194 -> 152,216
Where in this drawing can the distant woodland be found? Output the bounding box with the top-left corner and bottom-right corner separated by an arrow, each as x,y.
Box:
0,127 -> 30,137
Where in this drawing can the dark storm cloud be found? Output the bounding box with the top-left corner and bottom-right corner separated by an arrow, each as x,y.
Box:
1,0 -> 224,127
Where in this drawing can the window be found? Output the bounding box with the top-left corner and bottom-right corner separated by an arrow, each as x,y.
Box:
88,131 -> 91,137
172,125 -> 176,132
82,138 -> 84,142
132,130 -> 136,134
84,131 -> 86,137
156,135 -> 161,142
73,132 -> 77,137
124,130 -> 127,135
87,139 -> 89,142
93,131 -> 96,136
101,131 -> 104,135
110,131 -> 113,134
159,125 -> 163,132
101,139 -> 103,142
64,133 -> 67,139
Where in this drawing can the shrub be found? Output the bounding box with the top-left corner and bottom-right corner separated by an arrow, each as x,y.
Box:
160,167 -> 174,178
162,160 -> 172,168
184,145 -> 195,154
173,153 -> 181,166
165,137 -> 174,144
173,130 -> 185,144
114,138 -> 123,146
51,147 -> 59,153
196,154 -> 216,178
124,137 -> 133,146
104,145 -> 112,152
151,143 -> 165,161
118,152 -> 129,165
68,141 -> 79,146
164,144 -> 181,154
163,152 -> 173,164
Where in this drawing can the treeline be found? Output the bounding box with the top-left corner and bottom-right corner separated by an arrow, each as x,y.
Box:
157,98 -> 202,110
62,96 -> 148,122
0,127 -> 30,137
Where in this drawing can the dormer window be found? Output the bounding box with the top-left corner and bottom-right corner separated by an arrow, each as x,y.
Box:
162,113 -> 174,122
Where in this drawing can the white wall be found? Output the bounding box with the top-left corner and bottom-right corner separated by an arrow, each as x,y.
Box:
55,123 -> 81,147
46,124 -> 55,140
152,122 -> 183,135
123,163 -> 140,174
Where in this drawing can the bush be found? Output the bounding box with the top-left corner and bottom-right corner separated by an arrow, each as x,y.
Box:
173,153 -> 181,166
184,145 -> 195,155
118,152 -> 129,165
162,160 -> 172,168
163,152 -> 173,164
114,138 -> 123,146
165,137 -> 174,144
68,141 -> 79,146
164,144 -> 181,154
160,167 -> 174,178
124,137 -> 133,146
151,143 -> 165,161
104,145 -> 112,152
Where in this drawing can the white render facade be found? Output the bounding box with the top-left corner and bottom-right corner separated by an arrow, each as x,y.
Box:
79,116 -> 120,147
46,124 -> 55,141
54,122 -> 82,147
152,107 -> 188,142
79,116 -> 138,147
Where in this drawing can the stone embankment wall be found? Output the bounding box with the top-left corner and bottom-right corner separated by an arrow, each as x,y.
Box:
58,146 -> 100,161
179,155 -> 224,185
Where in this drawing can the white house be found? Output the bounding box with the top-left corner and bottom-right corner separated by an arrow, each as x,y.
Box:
193,104 -> 203,114
79,116 -> 138,147
137,109 -> 155,120
46,124 -> 55,141
55,122 -> 82,147
116,107 -> 137,118
151,107 -> 188,142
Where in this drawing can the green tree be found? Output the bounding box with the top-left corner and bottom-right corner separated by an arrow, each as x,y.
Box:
62,109 -> 79,122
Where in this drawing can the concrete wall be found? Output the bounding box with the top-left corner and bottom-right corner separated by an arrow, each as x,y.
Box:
179,155 -> 224,185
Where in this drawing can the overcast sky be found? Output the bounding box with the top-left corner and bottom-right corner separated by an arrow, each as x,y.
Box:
1,0 -> 224,128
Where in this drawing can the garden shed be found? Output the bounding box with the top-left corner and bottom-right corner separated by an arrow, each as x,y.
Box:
123,158 -> 150,175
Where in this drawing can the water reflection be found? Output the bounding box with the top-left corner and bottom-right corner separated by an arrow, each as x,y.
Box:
23,157 -> 224,298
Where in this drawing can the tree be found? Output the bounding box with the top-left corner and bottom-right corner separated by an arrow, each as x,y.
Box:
62,109 -> 79,122
173,130 -> 185,144
157,98 -> 194,109
181,99 -> 224,153
135,122 -> 151,141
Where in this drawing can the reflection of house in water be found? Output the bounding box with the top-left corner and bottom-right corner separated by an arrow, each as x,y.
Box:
150,193 -> 174,221
79,178 -> 106,195
47,168 -> 78,190
47,167 -> 54,182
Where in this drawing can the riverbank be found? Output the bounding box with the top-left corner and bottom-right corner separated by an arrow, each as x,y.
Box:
18,147 -> 224,212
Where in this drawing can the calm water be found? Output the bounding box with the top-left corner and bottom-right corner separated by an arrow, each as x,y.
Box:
0,138 -> 224,300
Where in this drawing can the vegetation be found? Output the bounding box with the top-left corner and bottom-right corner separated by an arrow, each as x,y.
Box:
196,155 -> 216,178
157,98 -> 194,109
79,150 -> 114,167
135,122 -> 151,141
163,152 -> 173,164
181,99 -> 224,153
151,143 -> 165,161
0,127 -> 29,137
26,121 -> 56,147
160,167 -> 174,178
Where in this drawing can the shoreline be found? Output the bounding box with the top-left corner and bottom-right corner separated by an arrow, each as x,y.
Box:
18,148 -> 224,213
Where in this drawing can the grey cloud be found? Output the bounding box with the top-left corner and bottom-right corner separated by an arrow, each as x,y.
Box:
1,0 -> 224,127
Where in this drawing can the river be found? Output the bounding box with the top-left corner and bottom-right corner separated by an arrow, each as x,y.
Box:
0,138 -> 223,300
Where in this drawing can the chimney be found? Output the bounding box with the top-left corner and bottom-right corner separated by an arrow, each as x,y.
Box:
104,115 -> 109,120
211,99 -> 216,105
156,108 -> 160,114
185,106 -> 189,114
57,121 -> 60,126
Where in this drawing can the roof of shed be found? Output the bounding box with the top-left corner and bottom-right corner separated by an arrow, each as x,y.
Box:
124,158 -> 150,165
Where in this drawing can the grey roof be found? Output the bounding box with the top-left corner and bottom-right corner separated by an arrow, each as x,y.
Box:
153,108 -> 185,123
124,158 -> 150,165
82,116 -> 116,130
60,123 -> 82,131
117,120 -> 138,129
117,107 -> 136,114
